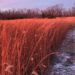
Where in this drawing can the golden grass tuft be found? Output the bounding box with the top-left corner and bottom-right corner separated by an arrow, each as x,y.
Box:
0,17 -> 75,75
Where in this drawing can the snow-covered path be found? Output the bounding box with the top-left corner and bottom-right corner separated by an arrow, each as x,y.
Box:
47,28 -> 75,75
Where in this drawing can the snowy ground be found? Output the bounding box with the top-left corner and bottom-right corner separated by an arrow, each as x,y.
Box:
47,28 -> 75,75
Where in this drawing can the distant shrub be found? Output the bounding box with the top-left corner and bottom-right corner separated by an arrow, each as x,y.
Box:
0,4 -> 75,19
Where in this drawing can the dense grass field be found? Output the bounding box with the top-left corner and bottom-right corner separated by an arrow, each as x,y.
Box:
0,17 -> 75,75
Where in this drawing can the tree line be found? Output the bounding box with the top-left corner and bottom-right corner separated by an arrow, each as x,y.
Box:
0,5 -> 75,19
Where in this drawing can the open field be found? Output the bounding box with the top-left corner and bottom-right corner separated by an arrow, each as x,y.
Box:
0,17 -> 75,75
0,17 -> 75,24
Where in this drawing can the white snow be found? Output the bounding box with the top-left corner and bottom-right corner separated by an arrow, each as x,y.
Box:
47,28 -> 75,75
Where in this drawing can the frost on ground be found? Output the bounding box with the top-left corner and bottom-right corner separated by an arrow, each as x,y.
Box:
50,53 -> 75,75
47,28 -> 75,75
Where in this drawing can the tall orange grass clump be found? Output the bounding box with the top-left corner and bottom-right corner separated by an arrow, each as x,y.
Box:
0,18 -> 75,75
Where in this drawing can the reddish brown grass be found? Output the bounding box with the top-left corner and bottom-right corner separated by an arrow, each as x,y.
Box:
0,17 -> 75,75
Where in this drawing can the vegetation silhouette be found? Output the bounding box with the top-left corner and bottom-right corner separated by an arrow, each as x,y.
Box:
0,4 -> 75,19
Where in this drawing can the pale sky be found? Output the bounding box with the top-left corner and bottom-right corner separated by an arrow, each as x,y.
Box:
0,0 -> 75,10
